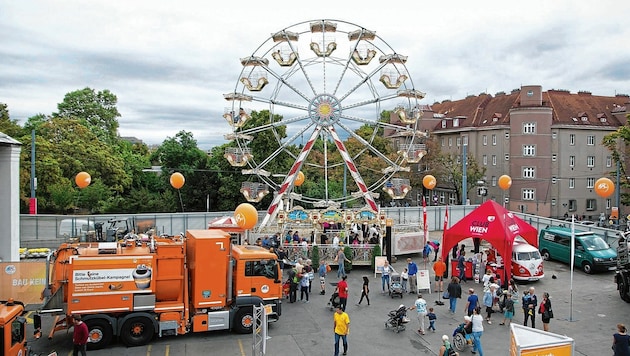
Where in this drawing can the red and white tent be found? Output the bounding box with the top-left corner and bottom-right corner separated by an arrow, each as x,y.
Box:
208,216 -> 245,233
441,200 -> 538,282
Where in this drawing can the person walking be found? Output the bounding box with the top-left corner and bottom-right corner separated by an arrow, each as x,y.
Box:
336,275 -> 349,311
433,257 -> 447,293
427,307 -> 437,332
465,288 -> 479,317
381,260 -> 396,293
356,275 -> 370,306
411,293 -> 428,335
407,258 -> 418,294
471,307 -> 485,356
333,306 -> 350,356
446,276 -> 462,314
482,285 -> 494,324
613,323 -> 630,356
499,292 -> 515,326
318,260 -> 327,295
538,292 -> 552,331
336,247 -> 350,278
522,287 -> 537,328
72,314 -> 89,356
299,268 -> 310,303
457,251 -> 467,283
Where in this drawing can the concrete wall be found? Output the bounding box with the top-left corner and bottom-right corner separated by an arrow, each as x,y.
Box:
0,134 -> 22,262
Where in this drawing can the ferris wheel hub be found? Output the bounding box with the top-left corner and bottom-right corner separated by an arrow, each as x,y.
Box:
309,94 -> 341,125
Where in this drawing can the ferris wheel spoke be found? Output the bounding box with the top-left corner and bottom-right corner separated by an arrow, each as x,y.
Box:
335,121 -> 407,171
251,121 -> 317,171
327,126 -> 379,212
259,125 -> 324,230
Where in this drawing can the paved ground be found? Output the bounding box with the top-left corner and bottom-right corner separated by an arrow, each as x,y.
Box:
27,237 -> 630,356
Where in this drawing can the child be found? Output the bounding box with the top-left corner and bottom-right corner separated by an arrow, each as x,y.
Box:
427,307 -> 437,332
401,267 -> 409,293
500,292 -> 515,325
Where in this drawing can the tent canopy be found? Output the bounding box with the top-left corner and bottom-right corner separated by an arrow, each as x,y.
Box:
441,200 -> 538,283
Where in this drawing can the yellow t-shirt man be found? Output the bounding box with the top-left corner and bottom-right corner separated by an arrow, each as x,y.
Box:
333,309 -> 350,335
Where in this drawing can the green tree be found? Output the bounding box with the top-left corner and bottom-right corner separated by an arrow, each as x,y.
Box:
0,103 -> 24,138
432,152 -> 486,204
603,114 -> 630,206
53,88 -> 120,143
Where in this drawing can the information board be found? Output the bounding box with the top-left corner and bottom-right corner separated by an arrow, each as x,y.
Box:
416,269 -> 431,293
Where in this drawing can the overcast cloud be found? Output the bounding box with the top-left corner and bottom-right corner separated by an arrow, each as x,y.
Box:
1,0 -> 629,150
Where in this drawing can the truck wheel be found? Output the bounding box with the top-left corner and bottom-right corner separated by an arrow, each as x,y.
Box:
234,307 -> 254,334
541,250 -> 551,261
619,276 -> 630,303
582,262 -> 593,274
85,319 -> 113,350
120,317 -> 155,347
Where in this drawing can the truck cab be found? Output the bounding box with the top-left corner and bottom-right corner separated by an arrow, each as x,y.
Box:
1,299 -> 29,356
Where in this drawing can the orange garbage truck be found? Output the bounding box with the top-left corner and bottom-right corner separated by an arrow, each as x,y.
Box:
38,229 -> 283,350
1,299 -> 30,356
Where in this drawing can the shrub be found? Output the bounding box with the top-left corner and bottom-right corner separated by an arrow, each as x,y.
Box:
371,244 -> 382,270
311,245 -> 320,268
343,245 -> 353,272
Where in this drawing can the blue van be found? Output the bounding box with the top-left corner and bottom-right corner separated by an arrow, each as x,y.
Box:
538,226 -> 617,274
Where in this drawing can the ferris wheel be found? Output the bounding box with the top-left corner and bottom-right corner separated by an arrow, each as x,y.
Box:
223,19 -> 427,228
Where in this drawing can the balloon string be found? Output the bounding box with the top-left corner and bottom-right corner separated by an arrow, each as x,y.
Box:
178,189 -> 185,212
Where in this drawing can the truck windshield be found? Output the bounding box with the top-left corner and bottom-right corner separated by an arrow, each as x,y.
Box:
246,259 -> 278,279
581,235 -> 610,251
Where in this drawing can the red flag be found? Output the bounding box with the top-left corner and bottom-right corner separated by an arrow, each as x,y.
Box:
422,196 -> 428,246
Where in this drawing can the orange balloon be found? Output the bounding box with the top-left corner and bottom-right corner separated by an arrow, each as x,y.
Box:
170,172 -> 185,189
75,171 -> 91,189
422,175 -> 436,190
595,177 -> 615,198
498,175 -> 512,190
294,171 -> 305,187
235,203 -> 258,230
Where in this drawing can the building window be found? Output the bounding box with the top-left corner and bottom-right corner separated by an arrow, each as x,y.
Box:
492,155 -> 497,166
492,134 -> 497,145
441,137 -> 445,147
491,176 -> 497,187
522,189 -> 535,201
552,154 -> 557,162
606,156 -> 612,167
523,145 -> 536,156
569,156 -> 575,167
483,155 -> 488,165
552,132 -> 557,139
522,167 -> 536,178
456,137 -> 461,146
569,178 -> 575,189
551,198 -> 556,206
448,137 -> 452,147
587,177 -> 595,188
505,154 -> 510,161
453,118 -> 460,127
587,135 -> 595,145
586,199 -> 597,211
505,132 -> 510,139
569,134 -> 575,145
483,135 -> 487,146
463,136 -> 468,145
441,120 -> 447,128
568,199 -> 577,212
523,122 -> 536,134
587,156 -> 595,167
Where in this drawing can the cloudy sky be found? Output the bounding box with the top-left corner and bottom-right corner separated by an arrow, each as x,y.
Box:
1,1 -> 629,151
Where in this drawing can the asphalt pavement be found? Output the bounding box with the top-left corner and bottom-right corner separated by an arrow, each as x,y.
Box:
26,237 -> 630,356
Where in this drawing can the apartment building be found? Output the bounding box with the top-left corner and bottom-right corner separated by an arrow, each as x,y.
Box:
405,85 -> 629,219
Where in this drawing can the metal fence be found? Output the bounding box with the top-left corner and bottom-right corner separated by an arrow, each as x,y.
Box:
18,205 -> 623,249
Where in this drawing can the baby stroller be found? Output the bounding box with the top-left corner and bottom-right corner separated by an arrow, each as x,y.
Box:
389,273 -> 404,298
384,304 -> 410,332
452,318 -> 473,352
328,292 -> 342,310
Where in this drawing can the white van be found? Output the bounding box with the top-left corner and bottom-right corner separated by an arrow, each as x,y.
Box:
58,219 -> 94,239
511,238 -> 544,281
